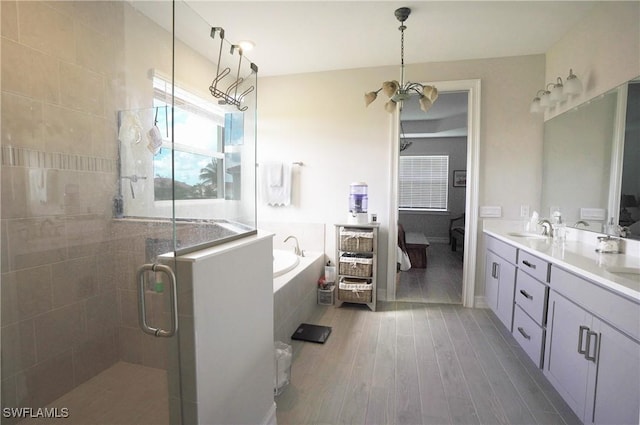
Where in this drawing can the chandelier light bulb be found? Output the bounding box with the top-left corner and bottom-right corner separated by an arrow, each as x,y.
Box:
364,7 -> 437,114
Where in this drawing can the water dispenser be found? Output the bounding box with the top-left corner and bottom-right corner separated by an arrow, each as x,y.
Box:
348,182 -> 369,224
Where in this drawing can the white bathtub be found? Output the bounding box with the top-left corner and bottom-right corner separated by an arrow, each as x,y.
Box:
273,249 -> 300,278
272,250 -> 324,343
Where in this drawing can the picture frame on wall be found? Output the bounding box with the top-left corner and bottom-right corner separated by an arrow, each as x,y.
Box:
453,170 -> 466,187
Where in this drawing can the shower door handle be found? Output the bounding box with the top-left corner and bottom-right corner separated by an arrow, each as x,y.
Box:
137,263 -> 179,337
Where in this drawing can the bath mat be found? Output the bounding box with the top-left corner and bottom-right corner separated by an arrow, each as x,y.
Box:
291,323 -> 332,344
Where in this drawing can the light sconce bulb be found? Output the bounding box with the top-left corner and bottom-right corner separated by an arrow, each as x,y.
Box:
539,89 -> 552,108
550,78 -> 565,103
530,96 -> 542,114
564,69 -> 583,96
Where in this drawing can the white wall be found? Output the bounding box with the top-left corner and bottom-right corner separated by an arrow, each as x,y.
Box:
257,54 -> 545,297
545,2 -> 640,120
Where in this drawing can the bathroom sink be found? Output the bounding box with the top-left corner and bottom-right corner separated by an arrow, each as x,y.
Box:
605,266 -> 640,276
507,232 -> 548,240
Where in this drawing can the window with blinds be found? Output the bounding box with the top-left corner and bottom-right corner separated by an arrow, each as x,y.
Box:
399,155 -> 449,211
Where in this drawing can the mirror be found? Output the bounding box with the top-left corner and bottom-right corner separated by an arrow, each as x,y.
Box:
541,77 -> 640,239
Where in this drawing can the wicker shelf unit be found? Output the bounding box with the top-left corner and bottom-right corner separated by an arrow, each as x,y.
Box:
334,223 -> 379,311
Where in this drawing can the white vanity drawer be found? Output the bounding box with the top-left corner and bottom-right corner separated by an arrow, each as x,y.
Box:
515,270 -> 548,326
518,250 -> 550,283
486,235 -> 517,264
513,305 -> 545,368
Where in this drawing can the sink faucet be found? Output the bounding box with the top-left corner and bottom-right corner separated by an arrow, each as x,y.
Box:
284,235 -> 304,257
538,219 -> 553,236
574,220 -> 590,228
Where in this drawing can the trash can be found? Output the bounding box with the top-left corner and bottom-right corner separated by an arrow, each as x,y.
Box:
274,341 -> 292,396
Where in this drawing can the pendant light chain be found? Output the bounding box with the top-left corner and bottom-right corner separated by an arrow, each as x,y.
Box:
400,24 -> 405,87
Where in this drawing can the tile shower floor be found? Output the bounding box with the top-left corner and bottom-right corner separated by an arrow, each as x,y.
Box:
19,362 -> 168,425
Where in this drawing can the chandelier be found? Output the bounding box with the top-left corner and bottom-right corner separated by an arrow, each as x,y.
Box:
365,7 -> 438,113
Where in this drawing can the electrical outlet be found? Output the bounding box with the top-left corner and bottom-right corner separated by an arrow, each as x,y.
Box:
520,205 -> 530,218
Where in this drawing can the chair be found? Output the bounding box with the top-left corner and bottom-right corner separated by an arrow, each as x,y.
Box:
449,213 -> 465,252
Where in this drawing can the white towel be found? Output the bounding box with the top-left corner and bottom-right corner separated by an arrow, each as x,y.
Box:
262,162 -> 292,206
265,161 -> 283,187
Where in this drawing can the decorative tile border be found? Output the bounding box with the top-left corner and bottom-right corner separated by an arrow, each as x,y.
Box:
1,146 -> 116,173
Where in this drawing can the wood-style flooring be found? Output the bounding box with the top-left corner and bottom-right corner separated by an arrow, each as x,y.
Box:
275,302 -> 581,425
396,242 -> 463,304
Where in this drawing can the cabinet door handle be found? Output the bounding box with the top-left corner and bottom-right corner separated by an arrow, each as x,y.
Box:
585,330 -> 598,362
522,260 -> 536,269
578,325 -> 589,355
494,263 -> 500,279
519,289 -> 533,300
517,327 -> 531,340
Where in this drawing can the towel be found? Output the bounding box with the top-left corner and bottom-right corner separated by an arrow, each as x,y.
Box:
262,162 -> 292,206
265,161 -> 283,187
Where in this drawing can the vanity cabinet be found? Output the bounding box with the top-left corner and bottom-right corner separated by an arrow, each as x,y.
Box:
484,236 -> 517,331
512,252 -> 550,367
545,267 -> 640,424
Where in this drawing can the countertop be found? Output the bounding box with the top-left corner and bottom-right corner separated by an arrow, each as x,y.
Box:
483,221 -> 640,301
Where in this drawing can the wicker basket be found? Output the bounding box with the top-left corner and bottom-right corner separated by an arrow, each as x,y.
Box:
338,278 -> 372,303
340,229 -> 373,252
339,254 -> 373,277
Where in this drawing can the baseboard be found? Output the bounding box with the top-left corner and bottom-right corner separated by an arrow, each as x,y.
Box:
263,402 -> 277,425
474,296 -> 488,309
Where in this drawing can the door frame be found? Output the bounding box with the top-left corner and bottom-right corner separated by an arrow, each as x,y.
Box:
386,79 -> 481,307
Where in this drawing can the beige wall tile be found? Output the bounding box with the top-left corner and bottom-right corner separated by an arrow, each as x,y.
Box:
72,1 -> 124,38
51,256 -> 98,309
17,1 -> 75,62
1,1 -> 18,41
42,103 -> 92,155
72,331 -> 118,386
1,271 -> 19,325
1,220 -> 9,272
85,290 -> 118,336
22,351 -> 75,407
118,326 -> 144,365
118,289 -> 139,328
1,39 -> 60,104
6,217 -> 67,270
1,93 -> 44,150
1,320 -> 37,378
34,303 -> 86,362
59,62 -> 105,116
14,265 -> 52,321
1,167 -> 28,220
75,22 -> 117,77
90,116 -> 118,159
1,375 -> 18,416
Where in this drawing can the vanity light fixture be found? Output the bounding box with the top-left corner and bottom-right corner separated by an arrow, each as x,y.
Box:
530,69 -> 583,114
365,7 -> 438,113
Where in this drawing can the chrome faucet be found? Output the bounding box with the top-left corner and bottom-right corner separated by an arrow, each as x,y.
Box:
574,220 -> 590,228
284,235 -> 304,257
538,219 -> 553,236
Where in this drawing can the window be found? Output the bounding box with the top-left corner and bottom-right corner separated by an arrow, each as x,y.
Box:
152,75 -> 226,201
399,155 -> 449,211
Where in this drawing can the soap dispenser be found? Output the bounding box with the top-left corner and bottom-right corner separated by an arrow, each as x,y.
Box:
552,211 -> 566,242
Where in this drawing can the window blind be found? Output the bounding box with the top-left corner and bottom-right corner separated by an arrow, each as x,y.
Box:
399,155 -> 449,210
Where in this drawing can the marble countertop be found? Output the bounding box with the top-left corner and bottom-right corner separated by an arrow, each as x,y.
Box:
483,221 -> 640,301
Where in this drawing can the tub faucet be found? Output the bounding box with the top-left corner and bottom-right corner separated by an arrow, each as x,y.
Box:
574,220 -> 590,228
284,235 -> 304,257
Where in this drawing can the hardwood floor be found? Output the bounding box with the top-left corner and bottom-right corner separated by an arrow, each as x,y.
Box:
275,302 -> 581,425
396,242 -> 463,304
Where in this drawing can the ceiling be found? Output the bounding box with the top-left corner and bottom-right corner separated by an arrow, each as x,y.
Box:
133,1 -> 602,139
182,1 -> 600,77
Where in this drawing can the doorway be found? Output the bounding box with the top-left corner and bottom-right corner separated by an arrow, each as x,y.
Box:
387,80 -> 481,307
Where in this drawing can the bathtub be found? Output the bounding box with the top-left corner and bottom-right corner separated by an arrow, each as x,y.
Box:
272,250 -> 325,343
273,249 -> 300,278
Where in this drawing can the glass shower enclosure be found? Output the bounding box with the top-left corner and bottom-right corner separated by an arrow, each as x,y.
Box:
1,1 -> 257,423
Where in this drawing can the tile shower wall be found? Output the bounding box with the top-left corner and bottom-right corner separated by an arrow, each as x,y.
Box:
0,1 -> 169,415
